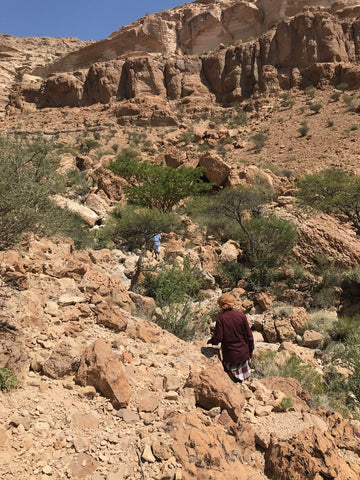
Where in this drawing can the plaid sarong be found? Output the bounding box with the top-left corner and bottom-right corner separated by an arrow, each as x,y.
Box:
223,359 -> 251,383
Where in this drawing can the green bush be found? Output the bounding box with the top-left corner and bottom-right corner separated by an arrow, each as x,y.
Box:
309,103 -> 322,114
96,205 -> 181,251
219,261 -> 245,289
336,82 -> 348,92
108,156 -> 212,212
0,368 -> 20,391
280,396 -> 294,410
250,132 -> 268,152
143,260 -> 203,340
330,91 -> 341,102
157,300 -> 196,341
0,136 -> 91,249
239,214 -> 298,288
143,260 -> 202,308
254,352 -> 325,399
298,120 -> 309,137
296,168 -> 360,234
79,138 -> 100,154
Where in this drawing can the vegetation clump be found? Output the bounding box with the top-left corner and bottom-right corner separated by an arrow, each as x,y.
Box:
108,151 -> 212,212
0,136 -> 91,249
0,368 -> 20,391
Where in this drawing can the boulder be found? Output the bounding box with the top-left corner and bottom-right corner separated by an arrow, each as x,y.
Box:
302,330 -> 324,348
42,340 -> 80,379
198,151 -> 231,186
186,364 -> 245,422
75,339 -> 131,409
93,302 -> 128,332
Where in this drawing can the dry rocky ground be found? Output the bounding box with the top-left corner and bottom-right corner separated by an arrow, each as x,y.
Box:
1,1 -> 360,479
1,237 -> 360,480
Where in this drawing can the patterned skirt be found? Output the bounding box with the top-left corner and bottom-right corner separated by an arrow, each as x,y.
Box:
223,359 -> 251,383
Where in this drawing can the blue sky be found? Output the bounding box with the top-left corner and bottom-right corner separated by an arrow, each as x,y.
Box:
0,0 -> 190,41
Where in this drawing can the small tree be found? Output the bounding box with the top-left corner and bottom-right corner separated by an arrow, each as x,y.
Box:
0,136 -> 91,249
296,168 -> 360,233
108,152 -> 212,211
238,214 -> 298,287
97,206 -> 182,291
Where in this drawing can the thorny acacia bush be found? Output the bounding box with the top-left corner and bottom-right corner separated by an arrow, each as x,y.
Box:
296,168 -> 360,234
0,135 -> 92,249
95,205 -> 183,291
108,150 -> 212,212
96,205 -> 182,251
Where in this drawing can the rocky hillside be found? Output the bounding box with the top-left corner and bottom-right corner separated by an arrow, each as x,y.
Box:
1,1 -> 360,479
1,237 -> 360,480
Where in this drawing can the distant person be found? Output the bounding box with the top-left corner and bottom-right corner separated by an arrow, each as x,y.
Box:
207,293 -> 254,383
151,233 -> 161,261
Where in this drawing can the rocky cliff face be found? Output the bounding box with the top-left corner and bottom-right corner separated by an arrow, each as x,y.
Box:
4,5 -> 360,116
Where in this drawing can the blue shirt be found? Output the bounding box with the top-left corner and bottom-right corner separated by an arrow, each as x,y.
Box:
152,234 -> 161,246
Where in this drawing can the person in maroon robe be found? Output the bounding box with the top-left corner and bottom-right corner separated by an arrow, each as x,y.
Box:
208,293 -> 254,382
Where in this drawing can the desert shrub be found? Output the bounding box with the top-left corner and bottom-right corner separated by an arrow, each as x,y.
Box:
0,136 -> 91,249
0,368 -> 20,391
301,310 -> 338,346
296,168 -> 360,234
330,91 -> 341,102
280,92 -> 294,108
156,300 -> 196,341
254,352 -> 325,399
96,205 -> 181,251
111,143 -> 119,152
298,120 -> 309,137
309,103 -> 322,114
143,260 -> 202,308
108,156 -> 212,212
327,119 -> 334,127
280,396 -> 294,410
264,165 -> 293,178
304,86 -> 316,98
336,82 -> 348,92
185,184 -> 273,242
250,132 -> 268,152
310,256 -> 345,309
219,261 -> 245,289
197,144 -> 212,152
93,131 -> 101,140
239,215 -> 298,288
179,129 -> 195,144
143,260 -> 202,340
79,138 -> 100,154
66,169 -> 91,198
325,332 -> 360,407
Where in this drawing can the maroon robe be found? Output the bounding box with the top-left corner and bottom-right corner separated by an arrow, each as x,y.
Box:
209,309 -> 254,365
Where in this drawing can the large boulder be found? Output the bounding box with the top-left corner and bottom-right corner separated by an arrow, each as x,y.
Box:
186,364 -> 245,422
198,152 -> 231,186
42,340 -> 80,379
75,339 -> 131,409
